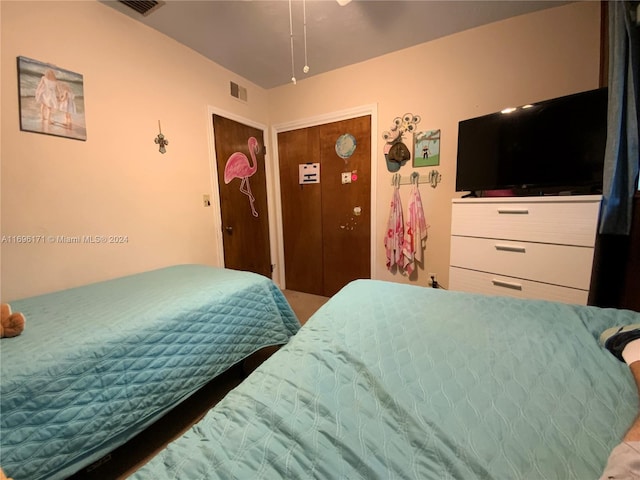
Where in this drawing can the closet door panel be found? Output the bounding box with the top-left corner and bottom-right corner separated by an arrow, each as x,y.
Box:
320,116 -> 371,297
278,115 -> 372,297
278,127 -> 324,295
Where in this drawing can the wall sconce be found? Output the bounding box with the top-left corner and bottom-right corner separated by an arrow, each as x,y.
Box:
154,120 -> 168,154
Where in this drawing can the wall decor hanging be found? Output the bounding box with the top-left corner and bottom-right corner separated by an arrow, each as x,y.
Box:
155,121 -> 169,154
224,136 -> 260,217
382,113 -> 420,172
299,163 -> 320,184
413,129 -> 440,167
17,56 -> 87,141
335,133 -> 356,161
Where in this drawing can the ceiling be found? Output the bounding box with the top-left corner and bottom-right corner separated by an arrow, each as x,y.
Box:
103,0 -> 571,89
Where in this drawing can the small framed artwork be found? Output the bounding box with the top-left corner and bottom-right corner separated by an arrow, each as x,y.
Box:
17,56 -> 87,141
413,129 -> 440,167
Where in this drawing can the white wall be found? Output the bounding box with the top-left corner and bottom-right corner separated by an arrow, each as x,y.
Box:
1,1 -> 601,301
267,1 -> 601,289
1,1 -> 270,300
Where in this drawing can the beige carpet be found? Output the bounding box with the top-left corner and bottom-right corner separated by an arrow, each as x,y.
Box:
282,289 -> 330,325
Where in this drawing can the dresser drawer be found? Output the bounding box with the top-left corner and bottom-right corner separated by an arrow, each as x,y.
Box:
450,236 -> 594,290
449,267 -> 589,305
451,196 -> 601,246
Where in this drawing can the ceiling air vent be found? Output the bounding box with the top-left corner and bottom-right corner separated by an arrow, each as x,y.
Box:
118,0 -> 164,16
230,81 -> 248,102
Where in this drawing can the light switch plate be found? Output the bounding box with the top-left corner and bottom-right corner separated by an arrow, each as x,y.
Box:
341,172 -> 351,184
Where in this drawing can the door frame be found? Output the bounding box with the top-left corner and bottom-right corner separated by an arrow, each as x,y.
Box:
206,106 -> 279,275
271,104 -> 378,289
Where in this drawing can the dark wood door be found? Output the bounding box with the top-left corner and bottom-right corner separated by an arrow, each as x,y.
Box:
319,116 -> 371,296
278,127 -> 324,295
213,114 -> 271,278
278,115 -> 371,296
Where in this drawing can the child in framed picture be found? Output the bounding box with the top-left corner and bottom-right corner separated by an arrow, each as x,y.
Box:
57,81 -> 76,128
34,69 -> 58,125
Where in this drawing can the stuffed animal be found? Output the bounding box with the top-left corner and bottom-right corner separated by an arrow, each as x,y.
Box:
0,466 -> 13,480
1,303 -> 25,338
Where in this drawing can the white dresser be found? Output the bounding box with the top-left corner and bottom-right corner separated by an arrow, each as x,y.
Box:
449,195 -> 601,305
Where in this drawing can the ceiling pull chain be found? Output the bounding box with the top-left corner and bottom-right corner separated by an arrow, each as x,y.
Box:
288,0 -> 296,84
303,0 -> 309,74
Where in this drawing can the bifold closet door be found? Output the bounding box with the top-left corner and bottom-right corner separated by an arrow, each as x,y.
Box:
278,115 -> 371,297
278,126 -> 324,295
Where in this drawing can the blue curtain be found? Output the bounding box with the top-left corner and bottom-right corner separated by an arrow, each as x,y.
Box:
599,1 -> 639,235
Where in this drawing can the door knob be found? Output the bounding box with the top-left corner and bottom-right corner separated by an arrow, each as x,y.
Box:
225,226 -> 233,233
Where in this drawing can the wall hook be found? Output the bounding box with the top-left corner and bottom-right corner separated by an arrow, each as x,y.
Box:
429,169 -> 442,188
393,173 -> 401,188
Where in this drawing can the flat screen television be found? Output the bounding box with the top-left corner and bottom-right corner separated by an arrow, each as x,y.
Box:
455,87 -> 608,196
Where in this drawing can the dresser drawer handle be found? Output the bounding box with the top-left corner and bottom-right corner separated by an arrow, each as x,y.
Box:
497,209 -> 529,214
492,279 -> 523,290
495,244 -> 526,253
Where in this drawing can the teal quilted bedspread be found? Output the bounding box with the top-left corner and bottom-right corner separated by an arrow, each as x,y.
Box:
131,280 -> 639,480
0,265 -> 299,480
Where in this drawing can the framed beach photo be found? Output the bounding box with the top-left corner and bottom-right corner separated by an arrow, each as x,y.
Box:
413,129 -> 440,167
17,56 -> 87,141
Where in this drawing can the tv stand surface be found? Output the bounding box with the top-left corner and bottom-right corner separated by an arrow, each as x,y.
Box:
466,187 -> 602,198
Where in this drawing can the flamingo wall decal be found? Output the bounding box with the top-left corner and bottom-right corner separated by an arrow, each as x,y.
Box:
224,136 -> 260,217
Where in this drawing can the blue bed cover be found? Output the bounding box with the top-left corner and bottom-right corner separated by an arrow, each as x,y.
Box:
0,264 -> 299,480
131,279 -> 639,480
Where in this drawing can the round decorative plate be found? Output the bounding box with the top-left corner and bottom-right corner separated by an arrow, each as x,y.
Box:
335,133 -> 357,159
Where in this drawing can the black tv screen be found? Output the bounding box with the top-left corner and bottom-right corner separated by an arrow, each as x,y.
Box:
455,87 -> 608,195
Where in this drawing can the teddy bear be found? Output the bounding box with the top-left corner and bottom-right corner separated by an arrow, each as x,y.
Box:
1,303 -> 25,338
0,466 -> 13,480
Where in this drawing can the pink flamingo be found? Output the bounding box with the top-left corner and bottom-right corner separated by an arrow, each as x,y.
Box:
224,136 -> 260,217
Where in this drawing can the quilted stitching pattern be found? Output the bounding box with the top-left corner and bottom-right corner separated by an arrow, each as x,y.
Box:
0,265 -> 299,480
132,280 -> 640,480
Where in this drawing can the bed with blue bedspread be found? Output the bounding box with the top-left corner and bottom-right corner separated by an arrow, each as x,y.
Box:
0,264 -> 299,480
131,279 -> 640,480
